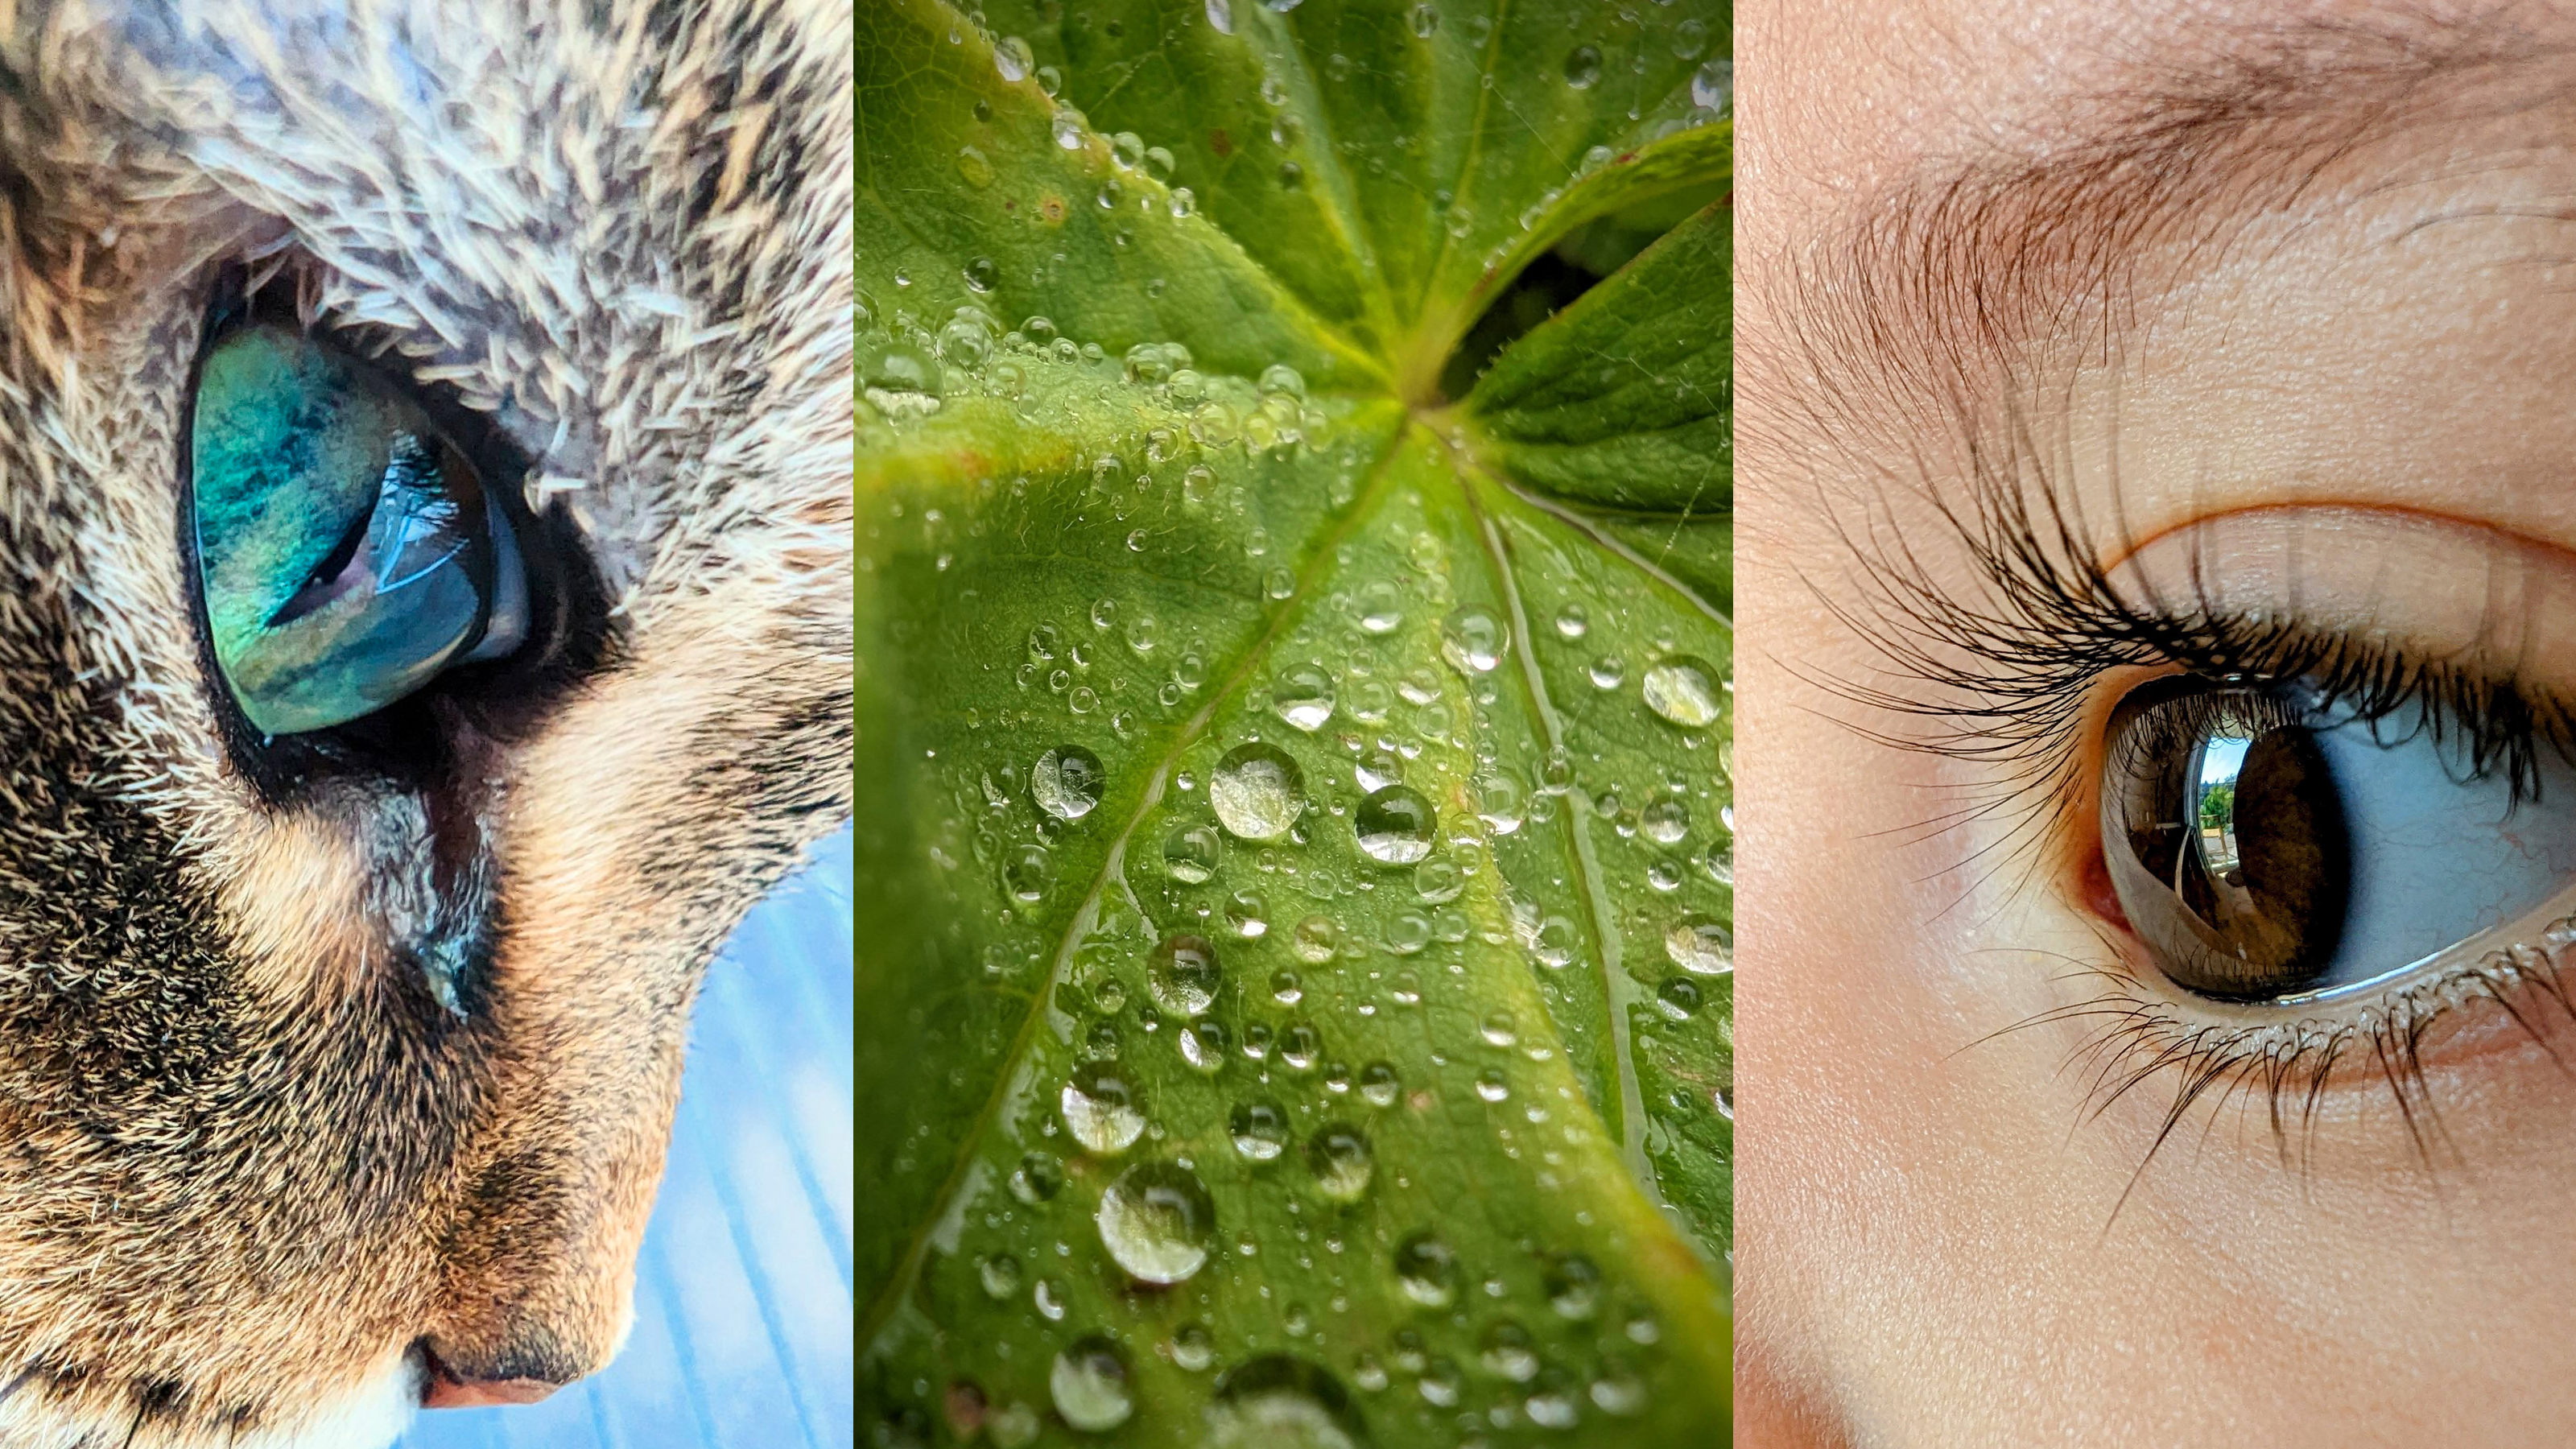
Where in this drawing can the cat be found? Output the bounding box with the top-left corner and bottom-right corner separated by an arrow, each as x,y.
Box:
0,0 -> 852,1443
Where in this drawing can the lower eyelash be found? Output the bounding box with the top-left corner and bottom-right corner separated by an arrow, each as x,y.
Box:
1996,911 -> 2576,1219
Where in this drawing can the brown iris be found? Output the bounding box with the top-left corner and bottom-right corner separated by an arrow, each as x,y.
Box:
2101,687 -> 2350,1000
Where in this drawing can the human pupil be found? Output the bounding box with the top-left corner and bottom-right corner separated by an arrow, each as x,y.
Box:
2127,716 -> 2349,999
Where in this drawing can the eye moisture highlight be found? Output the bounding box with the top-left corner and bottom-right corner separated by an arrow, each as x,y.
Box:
192,321 -> 528,737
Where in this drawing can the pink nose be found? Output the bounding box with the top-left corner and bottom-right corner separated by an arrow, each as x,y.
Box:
423,1373 -> 561,1408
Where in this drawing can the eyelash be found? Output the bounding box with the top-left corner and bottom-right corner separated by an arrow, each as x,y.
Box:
1831,473 -> 2576,1191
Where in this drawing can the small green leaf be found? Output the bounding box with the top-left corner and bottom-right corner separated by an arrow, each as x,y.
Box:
859,2 -> 1730,1443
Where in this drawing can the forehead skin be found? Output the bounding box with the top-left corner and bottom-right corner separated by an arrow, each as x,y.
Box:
1741,2 -> 2576,1447
0,0 -> 851,1444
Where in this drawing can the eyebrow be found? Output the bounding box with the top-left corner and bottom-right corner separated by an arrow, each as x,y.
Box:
1785,10 -> 2576,421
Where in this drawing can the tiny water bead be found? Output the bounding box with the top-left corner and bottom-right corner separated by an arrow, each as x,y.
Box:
1009,1151 -> 1066,1203
1274,663 -> 1337,731
1588,654 -> 1627,690
1173,1322 -> 1219,1373
1642,654 -> 1724,728
1148,933 -> 1223,1014
1355,580 -> 1406,634
1061,1063 -> 1146,1154
1474,1068 -> 1510,1103
1355,785 -> 1438,864
1050,1336 -> 1134,1433
1179,1015 -> 1230,1071
1212,741 -> 1306,840
1666,914 -> 1733,976
1165,823 -> 1223,883
1358,1060 -> 1401,1107
1440,606 -> 1509,675
1546,1253 -> 1603,1319
1306,1123 -> 1373,1201
1270,968 -> 1303,1005
1657,976 -> 1703,1019
1231,1098 -> 1290,1160
1481,1319 -> 1540,1382
1393,1230 -> 1459,1307
1554,602 -> 1589,640
1096,1161 -> 1217,1284
1004,843 -> 1055,903
1291,914 -> 1340,964
1563,43 -> 1603,89
1030,745 -> 1105,820
979,1252 -> 1023,1298
1641,797 -> 1691,844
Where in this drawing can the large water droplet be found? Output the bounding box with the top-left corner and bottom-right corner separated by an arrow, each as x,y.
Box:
980,1252 -> 1023,1298
1355,580 -> 1405,634
1051,1335 -> 1135,1432
1174,1322 -> 1218,1372
1005,843 -> 1056,903
1165,824 -> 1222,883
1291,914 -> 1339,964
1393,1230 -> 1458,1307
1546,1252 -> 1603,1319
1480,1319 -> 1540,1382
1306,1123 -> 1373,1201
1563,43 -> 1602,89
1212,742 -> 1306,840
1440,607 -> 1508,674
1355,785 -> 1437,865
1179,1015 -> 1230,1071
1691,58 -> 1734,111
1009,1150 -> 1065,1203
1096,1161 -> 1217,1284
1032,745 -> 1106,820
993,34 -> 1034,82
1642,655 -> 1723,727
1413,857 -> 1463,902
1666,914 -> 1732,975
1231,1098 -> 1290,1160
1062,1063 -> 1146,1154
1358,1060 -> 1400,1107
1207,1356 -> 1368,1449
1641,797 -> 1690,844
1149,933 -> 1222,1014
1273,663 -> 1336,731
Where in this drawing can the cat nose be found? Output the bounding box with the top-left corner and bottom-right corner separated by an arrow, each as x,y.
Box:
415,1332 -> 588,1409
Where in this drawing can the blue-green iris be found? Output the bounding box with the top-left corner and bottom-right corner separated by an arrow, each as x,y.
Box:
192,324 -> 527,737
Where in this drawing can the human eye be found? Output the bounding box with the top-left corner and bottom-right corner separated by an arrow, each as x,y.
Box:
189,308 -> 530,739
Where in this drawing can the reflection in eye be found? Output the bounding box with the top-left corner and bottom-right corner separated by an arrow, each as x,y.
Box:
192,323 -> 528,737
2100,683 -> 2576,1003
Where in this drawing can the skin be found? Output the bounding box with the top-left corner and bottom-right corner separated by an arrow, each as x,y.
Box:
1739,1 -> 2576,1444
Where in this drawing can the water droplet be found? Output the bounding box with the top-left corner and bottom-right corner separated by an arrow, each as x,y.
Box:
1354,580 -> 1405,634
1418,1357 -> 1461,1406
1393,1230 -> 1458,1307
956,145 -> 996,189
1165,824 -> 1222,883
993,34 -> 1034,81
1691,58 -> 1733,112
1440,607 -> 1508,674
1031,745 -> 1106,820
1227,890 -> 1270,938
1413,857 -> 1463,903
989,1400 -> 1042,1445
1212,742 -> 1306,840
1005,843 -> 1055,902
1034,1278 -> 1067,1320
1355,785 -> 1437,865
1642,654 -> 1722,727
1588,654 -> 1627,690
1480,1012 -> 1517,1047
1648,857 -> 1684,892
1355,746 -> 1404,794
1641,798 -> 1690,844
1096,1160 -> 1217,1284
1666,914 -> 1732,975
1385,912 -> 1432,955
1703,841 -> 1734,886
1051,112 -> 1087,151
1179,1015 -> 1230,1071
1061,1063 -> 1146,1154
1306,1123 -> 1373,1201
1545,1253 -> 1602,1319
1291,914 -> 1340,964
1147,934 -> 1223,1014
1527,1373 -> 1582,1428
1231,1098 -> 1290,1160
1657,976 -> 1703,1018
1408,2 -> 1439,36
1051,1336 -> 1134,1432
1009,1150 -> 1065,1203
1205,0 -> 1235,32
1278,159 -> 1305,188
1475,772 -> 1527,833
1563,43 -> 1602,89
1261,0 -> 1303,10
1531,914 -> 1579,969
1481,1319 -> 1540,1382
1279,1022 -> 1320,1070
1673,16 -> 1709,58
1207,1356 -> 1368,1449
1269,968 -> 1303,1005
1591,1367 -> 1649,1415
1274,663 -> 1336,730
1474,1068 -> 1509,1102
980,1252 -> 1023,1298
1553,603 -> 1589,641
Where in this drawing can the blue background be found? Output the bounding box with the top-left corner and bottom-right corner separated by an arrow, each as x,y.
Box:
398,828 -> 854,1448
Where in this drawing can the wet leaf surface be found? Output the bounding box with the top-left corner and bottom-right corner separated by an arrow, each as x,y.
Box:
858,1 -> 1730,1442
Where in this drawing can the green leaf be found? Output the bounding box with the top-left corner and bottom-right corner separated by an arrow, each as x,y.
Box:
857,2 -> 1731,1443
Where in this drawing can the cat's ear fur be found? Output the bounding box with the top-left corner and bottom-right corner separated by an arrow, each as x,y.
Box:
0,0 -> 851,1441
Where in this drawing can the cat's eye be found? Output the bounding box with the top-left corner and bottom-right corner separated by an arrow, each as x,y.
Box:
191,322 -> 529,737
2099,681 -> 2576,1003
